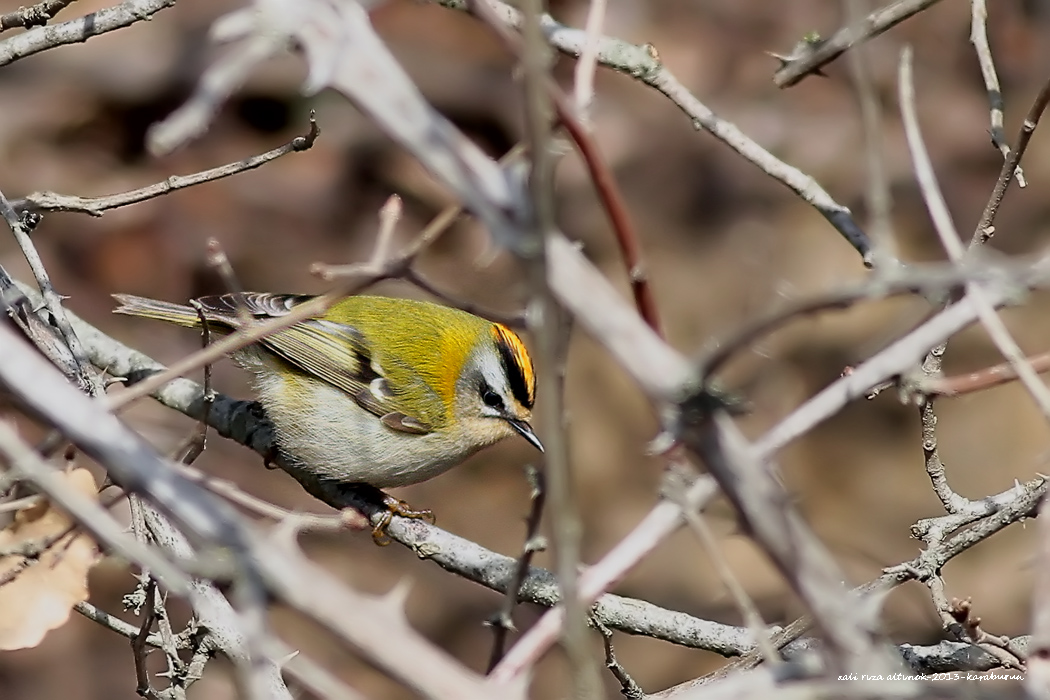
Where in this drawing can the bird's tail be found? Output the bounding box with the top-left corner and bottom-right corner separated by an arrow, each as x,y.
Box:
112,294 -> 205,329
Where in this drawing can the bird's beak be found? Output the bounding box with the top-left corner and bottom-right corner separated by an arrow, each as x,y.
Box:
508,419 -> 544,453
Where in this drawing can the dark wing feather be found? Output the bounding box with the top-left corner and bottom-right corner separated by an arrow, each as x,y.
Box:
261,319 -> 375,395
193,293 -> 311,325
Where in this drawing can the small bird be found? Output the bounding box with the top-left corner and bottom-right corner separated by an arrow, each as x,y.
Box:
113,292 -> 542,539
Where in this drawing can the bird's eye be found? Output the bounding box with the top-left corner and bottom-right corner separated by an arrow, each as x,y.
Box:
481,384 -> 504,409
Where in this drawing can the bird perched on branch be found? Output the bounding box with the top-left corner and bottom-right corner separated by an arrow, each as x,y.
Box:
113,292 -> 542,541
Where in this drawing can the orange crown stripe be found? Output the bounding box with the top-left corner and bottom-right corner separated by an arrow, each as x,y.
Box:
492,324 -> 536,409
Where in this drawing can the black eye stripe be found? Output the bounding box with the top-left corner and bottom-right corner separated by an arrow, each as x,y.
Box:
491,325 -> 535,410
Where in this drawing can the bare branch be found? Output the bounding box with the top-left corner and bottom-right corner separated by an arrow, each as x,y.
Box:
756,292 -> 1001,457
0,0 -> 78,33
683,413 -> 897,675
0,421 -> 191,593
0,188 -> 102,397
969,0 -> 1025,186
1029,494 -> 1050,698
0,0 -> 175,68
772,0 -> 946,88
899,46 -> 1050,420
845,0 -> 896,260
16,115 -> 320,217
486,466 -> 546,672
572,0 -> 606,120
972,74 -> 1050,246
925,350 -> 1050,397
436,0 -> 876,264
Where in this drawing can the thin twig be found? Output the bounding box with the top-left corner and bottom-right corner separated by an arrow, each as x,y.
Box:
0,0 -> 77,32
17,114 -> 320,217
404,269 -> 525,328
75,601 -> 171,649
171,459 -> 362,532
557,108 -> 663,332
899,46 -> 1050,421
970,0 -> 1025,186
0,189 -> 101,397
0,0 -> 176,68
486,466 -> 546,672
437,0 -> 877,264
772,0 -> 946,88
204,238 -> 252,325
515,0 -> 601,693
313,195 -> 403,279
972,74 -> 1050,246
131,578 -> 161,700
671,468 -> 781,668
176,301 -> 214,466
925,350 -> 1050,396
573,0 -> 607,120
595,619 -> 645,699
845,0 -> 896,260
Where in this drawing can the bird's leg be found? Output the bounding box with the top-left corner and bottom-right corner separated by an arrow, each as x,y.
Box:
372,495 -> 436,545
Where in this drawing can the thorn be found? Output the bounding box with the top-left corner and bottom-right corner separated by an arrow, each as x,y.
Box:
381,580 -> 412,614
275,649 -> 300,668
646,431 -> 677,456
524,535 -> 547,553
485,611 -> 516,632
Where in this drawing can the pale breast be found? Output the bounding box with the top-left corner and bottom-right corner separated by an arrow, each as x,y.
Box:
251,370 -> 480,488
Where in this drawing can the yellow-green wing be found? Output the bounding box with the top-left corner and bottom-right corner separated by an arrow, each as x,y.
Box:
260,319 -> 436,434
188,293 -> 438,434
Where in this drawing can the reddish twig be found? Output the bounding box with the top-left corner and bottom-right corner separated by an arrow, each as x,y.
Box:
556,107 -> 662,334
924,349 -> 1050,397
464,0 -> 662,335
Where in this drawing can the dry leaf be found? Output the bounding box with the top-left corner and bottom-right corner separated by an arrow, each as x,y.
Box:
0,468 -> 101,651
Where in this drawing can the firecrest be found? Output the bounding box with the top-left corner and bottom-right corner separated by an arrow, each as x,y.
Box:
113,292 -> 542,534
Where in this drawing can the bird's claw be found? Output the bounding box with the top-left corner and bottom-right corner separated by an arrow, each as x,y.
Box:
372,495 -> 436,545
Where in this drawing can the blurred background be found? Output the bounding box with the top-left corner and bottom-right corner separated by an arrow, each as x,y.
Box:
1,0 -> 1050,697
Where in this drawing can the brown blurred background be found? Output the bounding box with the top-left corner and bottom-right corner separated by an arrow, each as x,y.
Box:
2,0 -> 1050,697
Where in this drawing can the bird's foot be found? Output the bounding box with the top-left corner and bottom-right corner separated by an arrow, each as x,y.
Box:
372,495 -> 436,545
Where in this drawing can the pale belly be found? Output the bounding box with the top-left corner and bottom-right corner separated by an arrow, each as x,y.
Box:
251,367 -> 478,488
